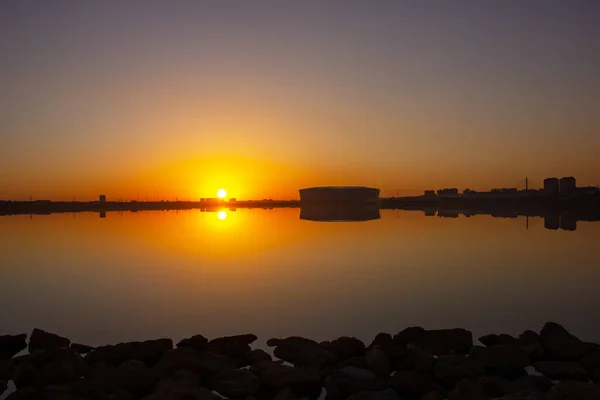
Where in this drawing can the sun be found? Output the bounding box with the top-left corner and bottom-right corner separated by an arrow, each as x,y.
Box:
217,211 -> 227,220
217,189 -> 227,199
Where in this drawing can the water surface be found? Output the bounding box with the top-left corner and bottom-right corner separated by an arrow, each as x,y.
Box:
1,208 -> 599,346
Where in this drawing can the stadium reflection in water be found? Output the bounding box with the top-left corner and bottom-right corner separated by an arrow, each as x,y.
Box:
299,205 -> 380,222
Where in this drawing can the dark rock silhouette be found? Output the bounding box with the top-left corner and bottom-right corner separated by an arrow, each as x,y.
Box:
12,347 -> 89,387
389,371 -> 446,399
246,349 -> 272,364
533,361 -> 589,381
267,337 -> 336,367
414,329 -> 473,355
365,346 -> 392,376
207,334 -> 257,359
321,336 -> 366,359
473,345 -> 530,376
144,370 -> 218,400
71,343 -> 95,354
540,322 -> 588,360
155,348 -> 236,378
579,350 -> 600,374
85,338 -> 173,367
0,379 -> 6,394
394,347 -> 435,373
92,359 -> 157,397
29,329 -> 70,352
208,369 -> 261,398
548,380 -> 600,400
346,389 -> 400,400
0,334 -> 27,360
479,334 -> 519,347
433,355 -> 485,387
176,334 -> 208,351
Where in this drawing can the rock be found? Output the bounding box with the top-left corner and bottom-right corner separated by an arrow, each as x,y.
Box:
0,334 -> 27,360
13,347 -> 89,387
92,360 -> 158,396
394,327 -> 426,346
339,356 -> 369,369
249,359 -> 287,376
70,343 -> 95,354
1,359 -> 14,379
395,348 -> 435,373
339,366 -> 377,380
246,349 -> 272,364
321,337 -> 366,359
475,376 -> 511,398
64,379 -> 136,400
1,379 -> 7,394
325,366 -> 388,400
540,322 -> 588,360
548,381 -> 600,400
207,334 -> 257,358
5,387 -> 37,400
208,369 -> 261,398
390,371 -> 446,400
518,330 -> 545,360
12,362 -> 36,388
421,391 -> 444,400
479,334 -> 519,347
533,361 -> 589,381
474,345 -> 530,376
143,370 -> 219,400
433,355 -> 485,387
29,329 -> 70,352
176,334 -> 208,351
510,375 -> 552,394
86,338 -> 173,367
155,348 -> 236,378
415,329 -> 473,355
365,346 -> 391,376
268,337 -> 336,367
519,331 -> 541,345
261,366 -> 322,399
370,333 -> 395,354
273,387 -> 302,400
346,389 -> 400,400
579,351 -> 600,374
448,379 -> 487,400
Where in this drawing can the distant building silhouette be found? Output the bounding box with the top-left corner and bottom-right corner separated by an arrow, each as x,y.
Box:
544,178 -> 559,196
436,188 -> 459,198
299,186 -> 380,204
544,213 -> 560,230
99,195 -> 106,203
559,177 -> 576,196
424,190 -> 436,197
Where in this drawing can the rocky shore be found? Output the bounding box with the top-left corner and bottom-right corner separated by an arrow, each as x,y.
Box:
2,322 -> 600,400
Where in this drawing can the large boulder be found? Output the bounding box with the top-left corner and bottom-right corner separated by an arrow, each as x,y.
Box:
12,347 -> 89,387
415,329 -> 473,355
579,351 -> 600,374
479,334 -> 519,347
0,334 -> 27,360
346,389 -> 400,400
176,334 -> 208,352
92,359 -> 158,397
433,355 -> 485,387
261,365 -> 322,399
0,359 -> 13,379
208,369 -> 261,398
540,322 -> 588,360
448,379 -> 487,400
321,337 -> 366,360
533,361 -> 589,381
369,333 -> 395,355
246,349 -> 272,364
547,381 -> 600,400
267,337 -> 336,367
393,327 -> 426,347
324,366 -> 388,400
207,334 -> 257,358
394,347 -> 435,373
518,330 -> 545,361
143,370 -> 220,400
154,348 -> 236,378
475,376 -> 511,398
1,379 -> 6,394
86,338 -> 173,367
365,346 -> 391,376
510,375 -> 552,394
29,329 -> 70,352
473,345 -> 530,376
389,371 -> 446,400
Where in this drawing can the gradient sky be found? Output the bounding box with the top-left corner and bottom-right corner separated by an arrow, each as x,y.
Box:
1,1 -> 599,200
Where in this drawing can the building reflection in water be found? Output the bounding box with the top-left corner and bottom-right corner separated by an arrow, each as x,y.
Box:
299,205 -> 380,222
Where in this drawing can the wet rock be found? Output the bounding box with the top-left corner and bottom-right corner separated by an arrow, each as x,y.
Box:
475,376 -> 511,398
540,322 -> 588,361
479,334 -> 519,347
394,327 -> 426,347
177,334 -> 208,351
346,389 -> 400,400
415,329 -> 473,355
70,343 -> 94,354
268,337 -> 336,367
155,348 -> 236,378
208,369 -> 261,398
547,381 -> 600,400
395,348 -> 435,373
207,334 -> 257,358
86,338 -> 173,367
448,379 -> 487,400
433,355 -> 485,387
0,334 -> 27,360
365,346 -> 392,376
533,361 -> 589,381
29,329 -> 70,352
92,359 -> 158,396
246,349 -> 272,364
579,351 -> 600,374
475,345 -> 530,376
390,371 -> 446,400
321,337 -> 366,359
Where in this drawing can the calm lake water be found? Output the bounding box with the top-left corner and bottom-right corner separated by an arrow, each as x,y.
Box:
1,208 -> 600,346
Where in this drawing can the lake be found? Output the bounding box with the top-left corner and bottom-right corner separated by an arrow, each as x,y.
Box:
1,208 -> 599,347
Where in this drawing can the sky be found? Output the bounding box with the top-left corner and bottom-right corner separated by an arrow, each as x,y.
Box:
1,0 -> 599,200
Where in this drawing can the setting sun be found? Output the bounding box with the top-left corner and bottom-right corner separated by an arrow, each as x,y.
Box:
217,189 -> 227,199
217,211 -> 227,220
